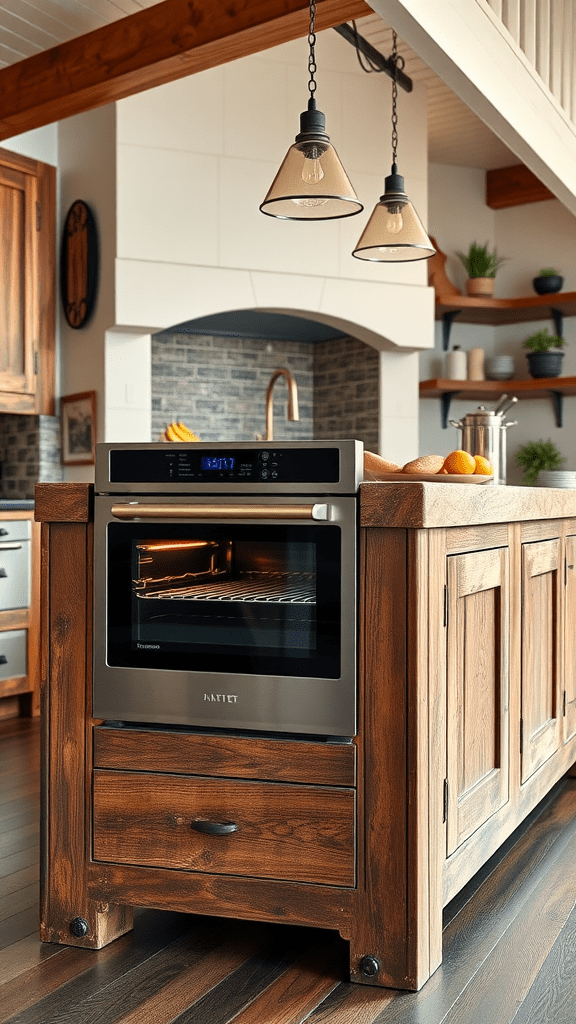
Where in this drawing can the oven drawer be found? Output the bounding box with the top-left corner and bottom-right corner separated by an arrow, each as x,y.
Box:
0,629 -> 27,682
0,537 -> 30,611
92,770 -> 355,887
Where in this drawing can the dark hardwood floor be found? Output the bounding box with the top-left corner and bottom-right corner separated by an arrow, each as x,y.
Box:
2,717 -> 576,1024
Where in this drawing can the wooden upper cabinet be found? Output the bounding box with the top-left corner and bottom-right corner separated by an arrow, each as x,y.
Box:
446,546 -> 510,856
0,147 -> 55,415
521,537 -> 562,783
564,535 -> 576,744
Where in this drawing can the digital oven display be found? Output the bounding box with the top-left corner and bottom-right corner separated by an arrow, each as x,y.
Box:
201,456 -> 235,471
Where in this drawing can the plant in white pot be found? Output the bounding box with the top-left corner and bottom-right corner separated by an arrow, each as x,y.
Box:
523,328 -> 565,378
456,242 -> 508,297
515,439 -> 565,486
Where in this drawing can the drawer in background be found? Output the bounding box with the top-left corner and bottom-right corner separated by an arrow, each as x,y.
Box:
0,539 -> 30,610
93,770 -> 356,887
0,629 -> 27,682
0,520 -> 32,542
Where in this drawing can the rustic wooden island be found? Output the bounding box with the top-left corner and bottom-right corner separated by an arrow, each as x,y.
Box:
36,481 -> 576,990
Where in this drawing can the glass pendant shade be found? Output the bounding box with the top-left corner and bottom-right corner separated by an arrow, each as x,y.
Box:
353,166 -> 435,262
260,101 -> 363,221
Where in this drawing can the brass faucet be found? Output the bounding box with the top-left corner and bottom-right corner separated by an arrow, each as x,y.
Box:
261,368 -> 300,442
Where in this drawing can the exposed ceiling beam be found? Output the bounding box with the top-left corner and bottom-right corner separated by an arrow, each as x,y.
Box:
486,164 -> 555,209
0,0 -> 372,142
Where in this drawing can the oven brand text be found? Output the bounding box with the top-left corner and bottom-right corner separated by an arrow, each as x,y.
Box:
137,643 -> 160,649
204,693 -> 238,703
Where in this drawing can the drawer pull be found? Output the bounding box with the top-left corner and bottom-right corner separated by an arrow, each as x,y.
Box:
190,819 -> 239,836
0,655 -> 6,665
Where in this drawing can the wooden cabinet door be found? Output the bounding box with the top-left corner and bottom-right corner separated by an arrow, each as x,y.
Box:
564,535 -> 576,743
446,546 -> 509,856
0,161 -> 38,411
521,538 -> 562,783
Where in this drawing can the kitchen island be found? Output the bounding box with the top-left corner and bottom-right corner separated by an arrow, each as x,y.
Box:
36,482 -> 576,990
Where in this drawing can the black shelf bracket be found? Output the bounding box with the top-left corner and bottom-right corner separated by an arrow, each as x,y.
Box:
440,392 -> 458,429
550,391 -> 564,427
442,311 -> 461,351
550,307 -> 564,339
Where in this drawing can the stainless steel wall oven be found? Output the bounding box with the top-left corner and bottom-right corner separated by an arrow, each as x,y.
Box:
93,440 -> 362,737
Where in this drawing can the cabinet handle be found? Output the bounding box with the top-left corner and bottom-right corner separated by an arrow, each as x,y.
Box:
0,529 -> 7,536
190,819 -> 239,835
0,543 -> 22,551
0,655 -> 7,665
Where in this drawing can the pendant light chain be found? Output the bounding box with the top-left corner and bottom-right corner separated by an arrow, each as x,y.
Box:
308,0 -> 318,98
391,31 -> 405,168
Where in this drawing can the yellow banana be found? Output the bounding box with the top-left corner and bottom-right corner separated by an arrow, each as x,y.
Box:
177,421 -> 200,441
165,423 -> 182,442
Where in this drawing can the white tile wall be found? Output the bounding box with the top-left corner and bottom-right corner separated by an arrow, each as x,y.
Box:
117,146 -> 219,265
117,66 -> 225,154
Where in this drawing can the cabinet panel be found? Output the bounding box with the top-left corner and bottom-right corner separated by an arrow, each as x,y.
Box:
0,164 -> 37,403
93,770 -> 356,887
564,535 -> 576,743
446,546 -> 509,855
521,538 -> 561,782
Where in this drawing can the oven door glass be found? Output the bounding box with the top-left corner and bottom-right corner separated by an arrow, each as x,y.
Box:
106,522 -> 341,679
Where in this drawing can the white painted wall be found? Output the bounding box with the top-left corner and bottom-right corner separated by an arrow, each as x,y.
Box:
3,124 -> 57,166
57,105 -> 117,479
424,162 -> 576,483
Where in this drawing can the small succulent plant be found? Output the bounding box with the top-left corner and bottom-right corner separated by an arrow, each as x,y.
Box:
515,439 -> 565,485
538,268 -> 560,276
456,242 -> 508,279
523,328 -> 565,351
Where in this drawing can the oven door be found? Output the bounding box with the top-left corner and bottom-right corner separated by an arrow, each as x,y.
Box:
93,495 -> 357,737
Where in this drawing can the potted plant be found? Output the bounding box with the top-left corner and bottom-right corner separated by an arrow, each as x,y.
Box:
456,241 -> 508,297
515,438 -> 565,485
523,327 -> 565,378
533,268 -> 564,295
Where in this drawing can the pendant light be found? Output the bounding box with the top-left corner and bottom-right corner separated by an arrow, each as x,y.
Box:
352,32 -> 435,262
259,0 -> 363,221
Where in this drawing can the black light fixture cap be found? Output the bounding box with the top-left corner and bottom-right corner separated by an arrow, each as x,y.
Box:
295,98 -> 331,144
382,163 -> 408,201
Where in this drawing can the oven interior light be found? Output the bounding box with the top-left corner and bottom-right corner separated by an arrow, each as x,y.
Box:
136,541 -> 211,552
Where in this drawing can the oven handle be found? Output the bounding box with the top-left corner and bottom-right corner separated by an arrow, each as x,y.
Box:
110,502 -> 330,521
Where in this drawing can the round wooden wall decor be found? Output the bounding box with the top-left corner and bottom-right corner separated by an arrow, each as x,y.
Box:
60,200 -> 99,329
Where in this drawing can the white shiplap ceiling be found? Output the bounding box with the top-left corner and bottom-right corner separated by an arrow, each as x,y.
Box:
0,0 -> 515,169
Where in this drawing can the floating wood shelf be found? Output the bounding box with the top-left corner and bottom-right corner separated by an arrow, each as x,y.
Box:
436,292 -> 576,349
419,376 -> 576,428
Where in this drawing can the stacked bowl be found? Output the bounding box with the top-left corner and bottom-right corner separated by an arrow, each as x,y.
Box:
485,356 -> 515,380
538,471 -> 576,488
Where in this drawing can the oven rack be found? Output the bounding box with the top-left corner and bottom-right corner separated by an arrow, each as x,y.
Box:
135,571 -> 316,605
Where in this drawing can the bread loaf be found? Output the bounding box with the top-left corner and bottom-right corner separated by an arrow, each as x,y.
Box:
401,455 -> 445,475
364,451 -> 401,479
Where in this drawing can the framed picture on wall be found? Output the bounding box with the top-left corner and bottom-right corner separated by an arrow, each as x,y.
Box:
60,391 -> 97,465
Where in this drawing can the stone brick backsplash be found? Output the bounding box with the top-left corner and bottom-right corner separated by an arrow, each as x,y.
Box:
152,332 -> 379,450
152,333 -> 314,442
313,337 -> 379,451
0,414 -> 63,499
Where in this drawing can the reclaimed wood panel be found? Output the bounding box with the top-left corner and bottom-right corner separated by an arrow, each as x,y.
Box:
521,537 -> 561,783
93,770 -> 355,886
446,546 -> 510,855
93,726 -> 355,787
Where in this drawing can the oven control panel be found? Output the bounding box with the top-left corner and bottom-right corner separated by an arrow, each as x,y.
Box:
96,440 -> 363,495
108,446 -> 340,485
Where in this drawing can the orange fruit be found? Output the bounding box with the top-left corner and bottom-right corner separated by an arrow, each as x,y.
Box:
473,455 -> 493,475
442,450 -> 476,475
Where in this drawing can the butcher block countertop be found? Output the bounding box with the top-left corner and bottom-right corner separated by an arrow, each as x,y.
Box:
359,481 -> 576,529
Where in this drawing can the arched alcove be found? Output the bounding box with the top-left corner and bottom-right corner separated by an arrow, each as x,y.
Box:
106,293 -> 427,463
